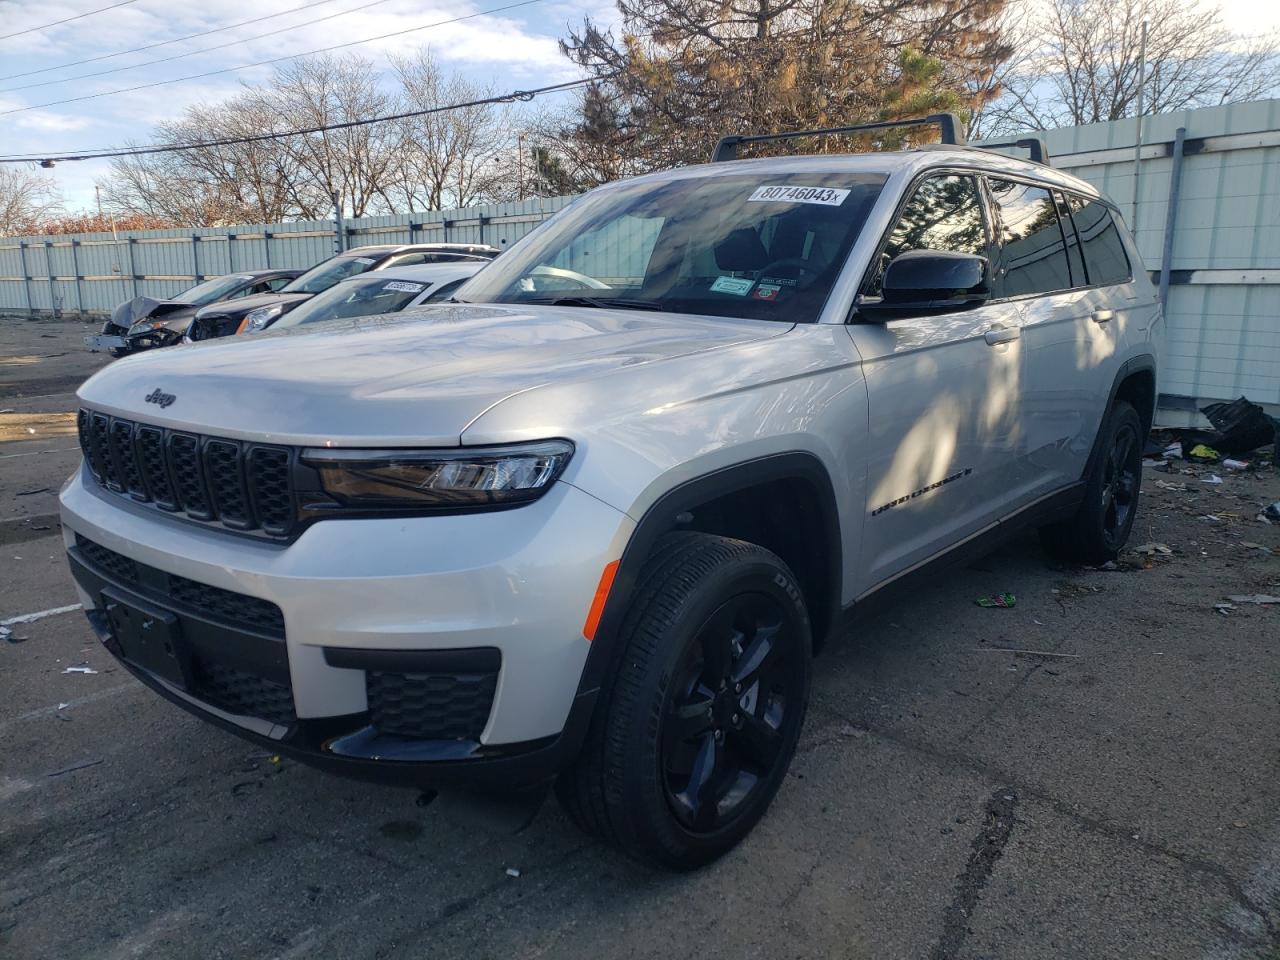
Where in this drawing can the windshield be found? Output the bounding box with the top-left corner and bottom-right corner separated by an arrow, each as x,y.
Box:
283,254 -> 383,294
172,274 -> 252,305
272,276 -> 431,328
457,172 -> 887,322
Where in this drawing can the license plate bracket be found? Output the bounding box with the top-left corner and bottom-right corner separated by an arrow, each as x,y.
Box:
102,587 -> 191,689
84,334 -> 128,351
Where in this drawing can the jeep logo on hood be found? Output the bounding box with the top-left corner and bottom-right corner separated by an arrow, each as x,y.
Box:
145,388 -> 176,409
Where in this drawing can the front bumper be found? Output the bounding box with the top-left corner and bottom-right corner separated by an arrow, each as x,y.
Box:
61,467 -> 634,785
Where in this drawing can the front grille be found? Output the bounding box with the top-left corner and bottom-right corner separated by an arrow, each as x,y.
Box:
367,670 -> 497,740
77,408 -> 297,538
191,655 -> 296,726
75,535 -> 285,639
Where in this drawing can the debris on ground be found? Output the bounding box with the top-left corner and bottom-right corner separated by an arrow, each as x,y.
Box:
1201,474 -> 1223,485
975,593 -> 1017,608
1200,396 -> 1276,456
46,758 -> 104,778
1133,543 -> 1173,556
1223,459 -> 1250,470
1263,502 -> 1280,524
1189,444 -> 1221,463
1214,602 -> 1236,616
1155,479 -> 1187,492
62,665 -> 98,675
505,867 -> 522,878
1226,594 -> 1280,605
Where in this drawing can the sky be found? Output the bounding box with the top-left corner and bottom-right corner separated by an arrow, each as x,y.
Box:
0,0 -> 617,211
0,0 -> 1278,214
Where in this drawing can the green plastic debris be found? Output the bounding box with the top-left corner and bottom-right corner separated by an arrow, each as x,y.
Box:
1188,443 -> 1221,462
975,593 -> 1017,609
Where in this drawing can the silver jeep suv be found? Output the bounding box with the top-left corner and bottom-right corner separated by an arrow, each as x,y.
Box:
61,116 -> 1159,870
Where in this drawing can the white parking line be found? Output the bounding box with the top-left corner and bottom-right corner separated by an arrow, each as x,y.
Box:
0,445 -> 79,460
0,682 -> 136,734
1,603 -> 82,626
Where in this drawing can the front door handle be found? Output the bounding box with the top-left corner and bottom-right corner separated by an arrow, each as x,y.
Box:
1092,309 -> 1115,324
983,325 -> 1021,345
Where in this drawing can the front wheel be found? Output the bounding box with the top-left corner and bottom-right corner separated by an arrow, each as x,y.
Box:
1040,400 -> 1144,564
557,532 -> 812,870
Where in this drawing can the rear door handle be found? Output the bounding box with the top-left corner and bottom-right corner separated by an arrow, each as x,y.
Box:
983,325 -> 1021,345
1092,309 -> 1115,324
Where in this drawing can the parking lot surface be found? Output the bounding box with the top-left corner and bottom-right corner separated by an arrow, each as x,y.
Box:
2,317 -> 1279,959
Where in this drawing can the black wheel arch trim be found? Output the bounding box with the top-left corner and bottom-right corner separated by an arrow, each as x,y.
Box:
1083,354 -> 1157,482
573,452 -> 842,703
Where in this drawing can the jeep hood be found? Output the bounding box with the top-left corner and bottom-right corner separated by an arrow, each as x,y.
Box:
76,303 -> 790,446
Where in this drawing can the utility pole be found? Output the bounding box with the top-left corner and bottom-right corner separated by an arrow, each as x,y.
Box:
516,134 -> 525,202
332,190 -> 345,253
96,184 -> 127,303
1131,19 -> 1148,230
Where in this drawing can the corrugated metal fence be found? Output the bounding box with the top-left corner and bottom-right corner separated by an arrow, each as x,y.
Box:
1017,99 -> 1280,410
0,195 -> 571,317
3,99 -> 1278,409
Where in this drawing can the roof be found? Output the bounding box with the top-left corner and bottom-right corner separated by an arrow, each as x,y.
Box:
618,148 -> 1104,200
345,242 -> 500,256
335,261 -> 485,284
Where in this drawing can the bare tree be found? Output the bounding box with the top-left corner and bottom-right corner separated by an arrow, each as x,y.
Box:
263,54 -> 400,218
385,50 -> 514,211
983,0 -> 1280,132
0,166 -> 63,237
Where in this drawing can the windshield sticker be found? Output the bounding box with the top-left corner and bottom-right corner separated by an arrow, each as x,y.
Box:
383,281 -> 425,293
353,257 -> 376,265
747,185 -> 850,206
752,284 -> 781,301
710,276 -> 755,296
760,276 -> 797,287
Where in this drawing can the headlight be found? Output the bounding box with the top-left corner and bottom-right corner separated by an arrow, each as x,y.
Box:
301,440 -> 574,510
241,304 -> 283,333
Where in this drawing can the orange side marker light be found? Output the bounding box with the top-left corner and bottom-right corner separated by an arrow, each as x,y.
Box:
582,559 -> 620,642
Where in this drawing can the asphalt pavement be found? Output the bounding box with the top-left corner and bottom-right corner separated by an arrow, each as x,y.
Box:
2,317 -> 1279,959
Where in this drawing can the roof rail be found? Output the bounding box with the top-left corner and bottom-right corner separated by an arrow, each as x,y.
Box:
710,113 -> 966,163
976,137 -> 1051,165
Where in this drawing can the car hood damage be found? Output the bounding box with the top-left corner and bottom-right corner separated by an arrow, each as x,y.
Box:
76,303 -> 790,446
112,297 -> 200,333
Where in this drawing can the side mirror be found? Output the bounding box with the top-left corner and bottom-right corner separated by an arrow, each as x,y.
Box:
865,250 -> 989,315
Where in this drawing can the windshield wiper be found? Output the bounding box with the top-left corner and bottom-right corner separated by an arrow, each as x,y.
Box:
532,295 -> 666,312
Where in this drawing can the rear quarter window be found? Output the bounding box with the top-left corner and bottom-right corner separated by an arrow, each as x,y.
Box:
1067,195 -> 1132,286
988,178 -> 1073,298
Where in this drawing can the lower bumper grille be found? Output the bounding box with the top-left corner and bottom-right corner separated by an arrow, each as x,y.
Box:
367,670 -> 497,741
191,655 -> 296,726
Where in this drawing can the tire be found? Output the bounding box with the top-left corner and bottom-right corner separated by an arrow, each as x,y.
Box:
556,532 -> 812,870
1039,400 -> 1144,565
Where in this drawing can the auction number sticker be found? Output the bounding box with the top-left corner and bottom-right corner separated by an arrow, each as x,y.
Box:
710,276 -> 755,296
383,281 -> 425,293
748,185 -> 850,206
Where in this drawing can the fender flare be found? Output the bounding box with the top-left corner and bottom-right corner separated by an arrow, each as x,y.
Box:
575,451 -> 843,700
1082,354 -> 1157,481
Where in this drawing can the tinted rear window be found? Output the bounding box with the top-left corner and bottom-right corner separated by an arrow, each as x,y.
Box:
1067,196 -> 1132,286
988,179 -> 1072,297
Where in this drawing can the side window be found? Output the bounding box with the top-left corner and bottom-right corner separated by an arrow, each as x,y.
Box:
421,277 -> 468,303
386,253 -> 429,267
1067,195 -> 1132,286
1055,191 -> 1086,286
267,276 -> 293,291
227,284 -> 257,299
867,174 -> 987,295
988,179 -> 1073,297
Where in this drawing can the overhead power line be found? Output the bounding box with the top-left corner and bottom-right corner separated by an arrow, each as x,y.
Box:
2,0 -> 412,92
0,0 -> 140,41
0,0 -> 349,83
0,75 -> 606,164
0,0 -> 544,115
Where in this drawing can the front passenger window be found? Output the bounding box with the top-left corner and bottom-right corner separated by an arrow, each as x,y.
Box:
869,175 -> 987,295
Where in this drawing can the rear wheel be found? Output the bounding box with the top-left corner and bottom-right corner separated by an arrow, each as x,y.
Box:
556,532 -> 811,870
1040,400 -> 1143,564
